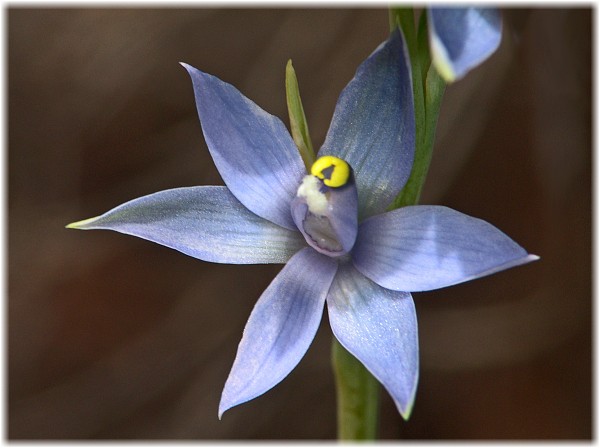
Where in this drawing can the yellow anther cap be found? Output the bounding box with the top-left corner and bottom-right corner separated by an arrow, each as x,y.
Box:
310,156 -> 351,188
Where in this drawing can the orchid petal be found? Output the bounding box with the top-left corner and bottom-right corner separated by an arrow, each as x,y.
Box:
327,263 -> 418,419
219,247 -> 338,417
182,63 -> 306,230
67,186 -> 306,264
428,8 -> 502,82
353,206 -> 538,292
318,29 -> 415,220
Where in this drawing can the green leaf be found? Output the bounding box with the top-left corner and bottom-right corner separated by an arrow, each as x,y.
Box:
285,60 -> 315,171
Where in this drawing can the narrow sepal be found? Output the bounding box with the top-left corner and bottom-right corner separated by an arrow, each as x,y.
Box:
182,63 -> 306,230
353,205 -> 538,292
318,29 -> 415,220
428,8 -> 502,82
67,186 -> 306,264
327,263 -> 419,419
219,247 -> 338,417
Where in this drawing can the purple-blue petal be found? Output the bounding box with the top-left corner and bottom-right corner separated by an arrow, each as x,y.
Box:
219,247 -> 338,417
182,63 -> 306,230
69,186 -> 306,264
428,7 -> 502,82
327,263 -> 419,420
318,29 -> 415,220
352,205 -> 539,292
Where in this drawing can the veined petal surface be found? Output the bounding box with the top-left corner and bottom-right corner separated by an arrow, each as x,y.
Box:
318,29 -> 415,220
183,63 -> 306,230
428,8 -> 502,82
68,186 -> 306,264
327,263 -> 418,419
353,206 -> 538,292
219,247 -> 338,417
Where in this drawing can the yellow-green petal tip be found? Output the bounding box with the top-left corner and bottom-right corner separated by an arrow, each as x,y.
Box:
430,34 -> 456,83
65,216 -> 99,229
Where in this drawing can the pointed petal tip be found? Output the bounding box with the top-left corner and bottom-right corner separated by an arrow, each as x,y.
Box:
218,392 -> 234,419
65,216 -> 99,230
218,392 -> 237,419
398,373 -> 418,421
399,405 -> 413,421
180,62 -> 208,81
394,367 -> 417,421
397,392 -> 416,421
179,61 -> 197,76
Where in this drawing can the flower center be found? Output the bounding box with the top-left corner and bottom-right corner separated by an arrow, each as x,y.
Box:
290,156 -> 358,257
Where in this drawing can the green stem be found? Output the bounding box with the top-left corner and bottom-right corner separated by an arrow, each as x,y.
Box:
332,338 -> 380,440
392,9 -> 446,208
389,9 -> 426,207
393,63 -> 445,208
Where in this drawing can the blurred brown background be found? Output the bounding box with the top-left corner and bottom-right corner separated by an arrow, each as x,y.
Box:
8,8 -> 591,439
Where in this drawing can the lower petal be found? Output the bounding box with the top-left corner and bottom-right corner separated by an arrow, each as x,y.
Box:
327,263 -> 419,419
353,205 -> 538,292
219,247 -> 338,417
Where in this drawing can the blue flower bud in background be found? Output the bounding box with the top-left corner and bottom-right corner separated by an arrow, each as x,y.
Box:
428,7 -> 503,82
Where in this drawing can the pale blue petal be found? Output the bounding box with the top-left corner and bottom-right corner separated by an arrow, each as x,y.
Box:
318,29 -> 415,220
219,247 -> 338,417
428,8 -> 502,82
68,186 -> 306,264
327,263 -> 418,420
353,206 -> 539,292
182,63 -> 306,230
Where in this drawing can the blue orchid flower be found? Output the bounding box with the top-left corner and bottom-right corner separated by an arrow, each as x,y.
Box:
67,29 -> 536,419
428,7 -> 502,82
